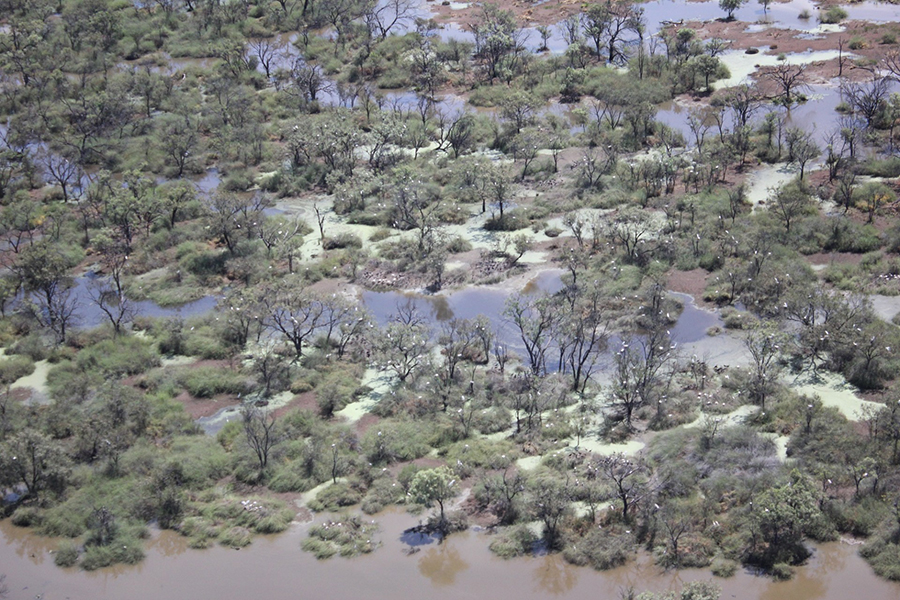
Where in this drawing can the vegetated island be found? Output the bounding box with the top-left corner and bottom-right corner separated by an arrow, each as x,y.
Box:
1,0 -> 900,595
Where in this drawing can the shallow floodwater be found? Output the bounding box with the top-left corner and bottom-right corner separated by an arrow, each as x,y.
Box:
361,269 -> 566,351
2,507 -> 898,600
363,274 -> 721,349
69,275 -> 218,330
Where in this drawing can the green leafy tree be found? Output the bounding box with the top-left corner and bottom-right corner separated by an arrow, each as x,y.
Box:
13,242 -> 80,343
745,471 -> 819,568
242,406 -> 281,477
719,0 -> 745,20
0,429 -> 70,498
409,466 -> 458,524
526,471 -> 572,548
470,4 -> 525,84
743,322 -> 788,410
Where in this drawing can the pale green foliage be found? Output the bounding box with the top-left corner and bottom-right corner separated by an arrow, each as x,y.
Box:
408,466 -> 458,521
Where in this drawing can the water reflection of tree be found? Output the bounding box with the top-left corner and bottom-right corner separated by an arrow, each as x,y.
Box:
532,555 -> 577,595
758,563 -> 826,600
145,530 -> 190,558
2,521 -> 53,566
417,544 -> 469,587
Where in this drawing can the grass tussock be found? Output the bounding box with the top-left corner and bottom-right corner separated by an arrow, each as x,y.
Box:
301,515 -> 380,559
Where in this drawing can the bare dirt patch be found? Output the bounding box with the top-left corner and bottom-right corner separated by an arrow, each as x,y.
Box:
354,412 -> 382,435
806,251 -> 865,266
273,391 -> 317,418
683,19 -> 897,83
667,268 -> 710,304
174,391 -> 236,419
426,0 -> 583,28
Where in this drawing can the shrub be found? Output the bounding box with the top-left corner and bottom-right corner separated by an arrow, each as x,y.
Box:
721,307 -> 754,329
54,541 -> 80,567
38,505 -> 88,538
179,516 -> 220,547
369,228 -> 392,242
8,333 -> 49,361
307,482 -> 363,512
819,6 -> 847,24
179,249 -> 228,278
861,156 -> 900,178
80,533 -> 145,570
301,537 -> 338,559
301,515 -> 380,558
183,327 -> 235,359
483,209 -> 530,232
75,337 -> 161,377
166,436 -> 231,487
222,171 -> 253,192
710,556 -> 739,577
0,354 -> 35,386
848,36 -> 867,50
178,366 -> 249,398
219,526 -> 252,548
397,464 -> 422,492
473,405 -> 513,435
824,496 -> 894,537
11,507 -> 44,527
441,438 -> 518,475
562,529 -> 634,570
770,562 -> 794,580
489,525 -> 537,559
201,496 -> 294,535
445,236 -> 473,254
361,476 -> 404,514
361,421 -> 432,465
267,466 -> 318,493
315,369 -> 361,417
323,233 -> 362,250
861,527 -> 900,581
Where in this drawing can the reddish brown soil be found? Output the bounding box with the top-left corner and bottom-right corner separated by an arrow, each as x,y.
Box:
354,412 -> 382,435
7,387 -> 34,404
428,0 -> 898,87
410,456 -> 447,469
273,390 -> 318,418
806,251 -> 865,266
667,268 -> 710,304
681,19 -> 898,84
174,391 -> 237,419
427,0 -> 584,29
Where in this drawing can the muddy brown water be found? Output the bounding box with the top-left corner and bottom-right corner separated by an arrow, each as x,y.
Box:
2,509 -> 898,600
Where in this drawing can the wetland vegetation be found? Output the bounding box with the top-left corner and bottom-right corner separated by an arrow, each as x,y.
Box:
3,0 -> 900,597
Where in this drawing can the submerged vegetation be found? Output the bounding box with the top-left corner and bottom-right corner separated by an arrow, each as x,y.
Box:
302,514 -> 380,558
1,0 -> 900,593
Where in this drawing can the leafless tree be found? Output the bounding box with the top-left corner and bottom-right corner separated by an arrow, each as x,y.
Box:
39,148 -> 82,202
783,127 -> 820,180
594,453 -> 651,523
505,292 -> 558,376
250,36 -> 285,79
242,406 -> 280,474
261,280 -> 325,359
554,281 -> 611,393
762,63 -> 808,106
287,59 -> 332,104
743,322 -> 787,409
87,276 -> 134,336
841,77 -> 891,130
365,0 -> 416,40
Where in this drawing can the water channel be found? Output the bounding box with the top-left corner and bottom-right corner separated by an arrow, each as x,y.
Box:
1,506 -> 898,600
